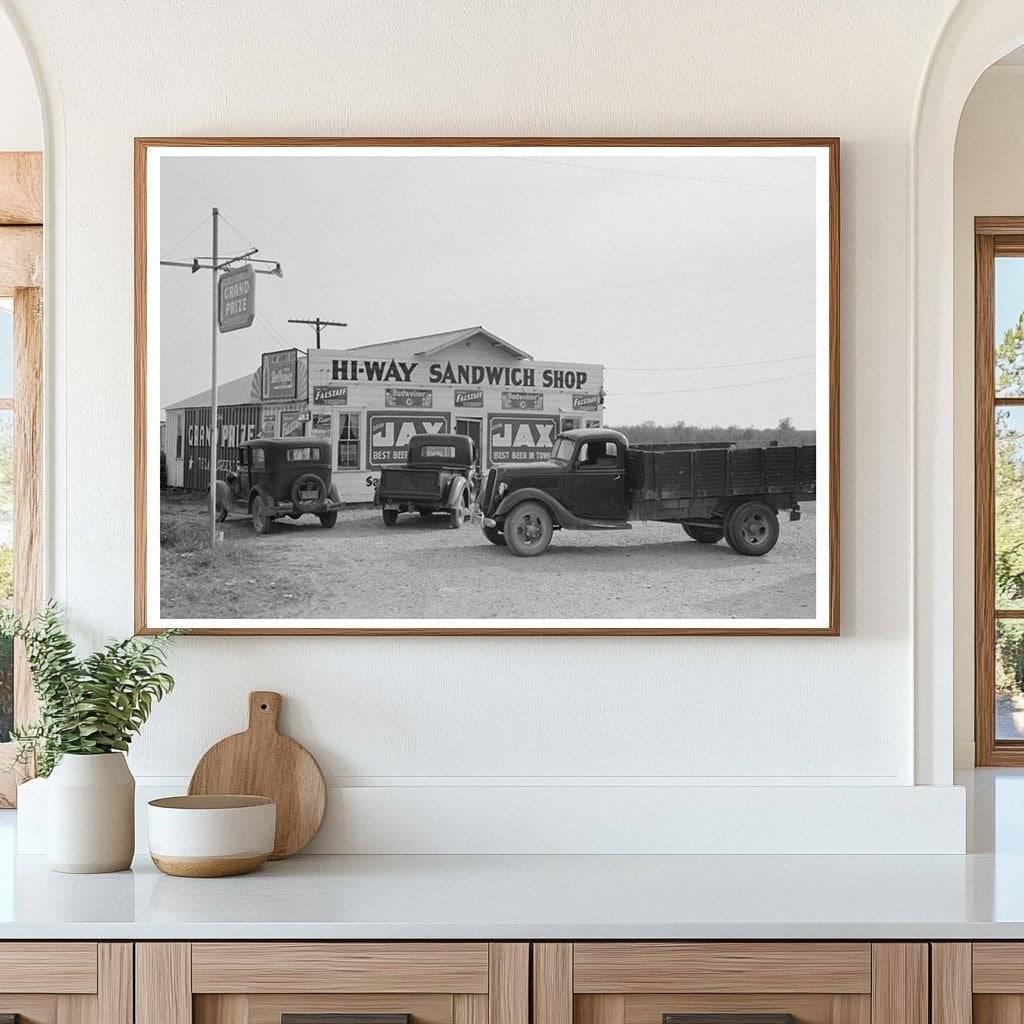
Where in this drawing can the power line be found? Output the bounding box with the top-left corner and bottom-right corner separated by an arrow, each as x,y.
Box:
160,214 -> 212,261
606,352 -> 813,372
610,371 -> 814,397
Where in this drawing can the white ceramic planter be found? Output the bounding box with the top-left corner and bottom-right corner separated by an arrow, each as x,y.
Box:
46,752 -> 135,873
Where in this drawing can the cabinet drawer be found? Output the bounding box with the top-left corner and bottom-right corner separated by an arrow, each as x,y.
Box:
0,943 -> 130,1024
572,943 -> 872,994
191,943 -> 490,993
535,943 -> 925,1024
139,942 -> 528,1024
0,942 -> 98,993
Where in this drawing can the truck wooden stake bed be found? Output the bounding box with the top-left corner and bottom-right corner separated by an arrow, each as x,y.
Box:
474,428 -> 815,557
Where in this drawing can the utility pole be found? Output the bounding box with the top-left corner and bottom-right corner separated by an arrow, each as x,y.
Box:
161,209 -> 283,548
288,317 -> 347,349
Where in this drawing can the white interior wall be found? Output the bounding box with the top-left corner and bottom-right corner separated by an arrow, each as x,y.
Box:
0,0 -> 977,851
952,64 -> 1024,767
0,10 -> 39,151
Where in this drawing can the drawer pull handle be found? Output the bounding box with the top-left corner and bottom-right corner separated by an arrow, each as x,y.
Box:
0,1016 -> 20,1024
665,1016 -> 797,1024
283,1016 -> 411,1024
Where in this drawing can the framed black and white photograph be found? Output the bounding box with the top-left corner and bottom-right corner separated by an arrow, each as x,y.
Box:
135,138 -> 839,635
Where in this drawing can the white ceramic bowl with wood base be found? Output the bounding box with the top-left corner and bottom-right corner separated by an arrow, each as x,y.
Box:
147,795 -> 276,877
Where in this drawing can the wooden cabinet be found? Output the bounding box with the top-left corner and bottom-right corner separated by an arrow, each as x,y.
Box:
0,943 -> 132,1024
533,944 -> 928,1024
931,943 -> 1024,1024
136,943 -> 528,1024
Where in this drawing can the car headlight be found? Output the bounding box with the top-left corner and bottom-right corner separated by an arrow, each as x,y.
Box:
497,482 -> 508,497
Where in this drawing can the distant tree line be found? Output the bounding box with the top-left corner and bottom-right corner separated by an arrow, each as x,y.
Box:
607,417 -> 815,447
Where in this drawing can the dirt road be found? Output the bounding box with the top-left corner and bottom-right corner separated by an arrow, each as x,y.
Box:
160,491 -> 817,622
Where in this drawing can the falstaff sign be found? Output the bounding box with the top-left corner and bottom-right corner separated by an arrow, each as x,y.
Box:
310,353 -> 599,392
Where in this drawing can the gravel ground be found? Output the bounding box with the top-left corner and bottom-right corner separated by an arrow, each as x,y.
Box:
159,491 -> 817,622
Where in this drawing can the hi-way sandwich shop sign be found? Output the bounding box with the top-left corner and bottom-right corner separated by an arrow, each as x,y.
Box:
307,351 -> 602,394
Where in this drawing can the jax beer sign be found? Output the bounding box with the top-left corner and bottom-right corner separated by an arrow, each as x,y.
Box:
218,264 -> 255,333
488,414 -> 559,465
367,412 -> 451,468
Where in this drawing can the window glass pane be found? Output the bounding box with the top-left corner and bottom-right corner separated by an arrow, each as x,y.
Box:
996,257 -> 1024,396
997,619 -> 1024,740
0,410 -> 12,742
997,407 -> 1024,609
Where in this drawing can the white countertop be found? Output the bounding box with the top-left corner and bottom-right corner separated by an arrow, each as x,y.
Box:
2,849 -> 1024,940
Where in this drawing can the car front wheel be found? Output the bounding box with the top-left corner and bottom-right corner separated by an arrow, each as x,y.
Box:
683,523 -> 724,544
252,496 -> 273,535
319,511 -> 338,529
503,501 -> 554,557
382,508 -> 399,527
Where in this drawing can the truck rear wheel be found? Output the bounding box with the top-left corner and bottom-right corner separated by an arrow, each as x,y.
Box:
251,495 -> 273,535
382,508 -> 399,527
683,523 -> 723,544
725,501 -> 779,555
482,523 -> 506,546
504,502 -> 553,557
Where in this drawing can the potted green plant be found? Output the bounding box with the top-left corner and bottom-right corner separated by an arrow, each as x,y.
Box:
2,603 -> 177,873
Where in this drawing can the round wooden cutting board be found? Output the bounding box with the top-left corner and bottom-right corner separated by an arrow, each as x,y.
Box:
188,691 -> 326,859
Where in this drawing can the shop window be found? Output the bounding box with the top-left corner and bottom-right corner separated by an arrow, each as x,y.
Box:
337,414 -> 359,469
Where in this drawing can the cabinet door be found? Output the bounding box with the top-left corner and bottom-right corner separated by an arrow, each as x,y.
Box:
935,943 -> 1024,1024
137,943 -> 528,1024
534,944 -> 927,1024
0,942 -> 132,1024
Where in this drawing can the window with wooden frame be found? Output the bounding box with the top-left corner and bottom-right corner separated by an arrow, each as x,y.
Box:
975,218 -> 1024,765
0,151 -> 43,806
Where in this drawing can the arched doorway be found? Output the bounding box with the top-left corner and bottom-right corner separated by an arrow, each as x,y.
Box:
914,0 -> 1024,784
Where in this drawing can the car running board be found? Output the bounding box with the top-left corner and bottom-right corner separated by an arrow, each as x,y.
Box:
568,516 -> 632,531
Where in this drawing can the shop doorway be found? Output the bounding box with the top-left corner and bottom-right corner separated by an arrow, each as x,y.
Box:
455,417 -> 483,465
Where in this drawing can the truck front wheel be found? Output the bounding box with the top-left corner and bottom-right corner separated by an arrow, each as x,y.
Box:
504,502 -> 554,557
382,508 -> 399,527
725,501 -> 779,556
683,523 -> 723,544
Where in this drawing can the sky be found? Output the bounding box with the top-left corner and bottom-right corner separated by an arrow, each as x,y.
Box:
158,148 -> 821,428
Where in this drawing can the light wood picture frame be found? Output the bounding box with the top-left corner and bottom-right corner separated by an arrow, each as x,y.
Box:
135,137 -> 840,636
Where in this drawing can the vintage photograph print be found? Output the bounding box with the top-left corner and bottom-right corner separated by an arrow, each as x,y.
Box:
136,139 -> 838,635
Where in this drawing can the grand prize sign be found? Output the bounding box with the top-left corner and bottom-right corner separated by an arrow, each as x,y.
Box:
218,263 -> 255,333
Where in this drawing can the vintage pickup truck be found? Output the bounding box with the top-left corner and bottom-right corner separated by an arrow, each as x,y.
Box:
376,433 -> 479,529
475,427 -> 815,557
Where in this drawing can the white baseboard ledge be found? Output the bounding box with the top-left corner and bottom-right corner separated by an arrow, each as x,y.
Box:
16,778 -> 966,856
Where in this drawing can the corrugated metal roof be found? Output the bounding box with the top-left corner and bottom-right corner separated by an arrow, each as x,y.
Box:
166,371 -> 257,410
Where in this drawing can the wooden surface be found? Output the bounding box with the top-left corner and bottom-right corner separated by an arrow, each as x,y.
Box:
134,135 -> 840,637
972,943 -> 1024,991
0,152 -> 42,225
0,942 -> 97,993
930,944 -> 971,1024
453,994 -> 487,1024
191,941 -> 489,993
136,943 -> 192,1024
188,690 -> 326,859
151,852 -> 268,878
573,943 -> 872,994
489,943 -> 529,1024
534,943 -> 572,1024
98,944 -> 133,1024
870,945 -> 927,1024
0,226 -> 41,289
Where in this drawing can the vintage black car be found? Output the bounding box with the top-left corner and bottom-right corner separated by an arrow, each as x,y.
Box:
475,428 -> 815,557
215,438 -> 343,535
376,433 -> 478,529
